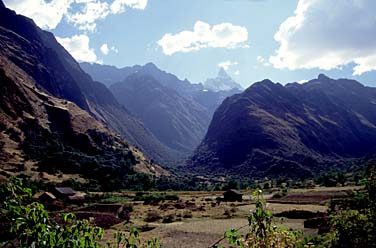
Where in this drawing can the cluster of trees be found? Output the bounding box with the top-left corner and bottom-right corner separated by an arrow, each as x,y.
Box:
215,165 -> 376,248
20,118 -> 161,192
0,178 -> 161,248
1,164 -> 375,247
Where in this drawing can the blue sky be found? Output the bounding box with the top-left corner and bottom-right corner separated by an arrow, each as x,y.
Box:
4,0 -> 376,87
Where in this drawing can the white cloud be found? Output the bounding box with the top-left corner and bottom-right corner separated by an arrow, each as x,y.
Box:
4,0 -> 148,32
234,70 -> 240,75
297,79 -> 308,84
269,0 -> 376,75
100,43 -> 110,55
110,0 -> 147,14
4,0 -> 73,29
256,56 -> 270,66
100,43 -> 118,55
218,61 -> 239,71
56,34 -> 98,63
157,21 -> 249,55
66,0 -> 109,32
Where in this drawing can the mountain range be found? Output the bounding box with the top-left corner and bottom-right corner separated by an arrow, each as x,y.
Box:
2,0 -> 376,182
203,67 -> 243,92
0,2 -> 168,188
81,62 -> 242,158
190,74 -> 376,178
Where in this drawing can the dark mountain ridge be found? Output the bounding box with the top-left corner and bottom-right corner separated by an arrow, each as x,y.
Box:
190,75 -> 376,178
0,43 -> 167,189
80,62 -> 202,96
110,72 -> 211,155
81,62 -> 241,158
0,3 -> 177,165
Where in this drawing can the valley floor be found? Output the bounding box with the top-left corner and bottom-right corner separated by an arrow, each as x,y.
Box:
88,187 -> 358,247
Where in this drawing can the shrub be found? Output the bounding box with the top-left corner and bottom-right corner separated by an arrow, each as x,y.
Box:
183,210 -> 193,218
0,178 -> 161,248
145,211 -> 162,222
165,194 -> 179,201
134,193 -> 166,205
272,192 -> 283,198
162,214 -> 175,223
224,208 -> 232,218
211,190 -> 302,248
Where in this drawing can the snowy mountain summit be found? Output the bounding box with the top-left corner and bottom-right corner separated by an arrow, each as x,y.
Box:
203,68 -> 243,92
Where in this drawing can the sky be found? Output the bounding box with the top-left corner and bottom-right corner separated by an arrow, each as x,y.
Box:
3,0 -> 376,88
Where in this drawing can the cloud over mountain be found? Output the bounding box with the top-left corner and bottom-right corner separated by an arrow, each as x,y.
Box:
270,0 -> 376,75
4,0 -> 148,32
100,43 -> 118,55
157,21 -> 249,55
56,34 -> 98,62
110,0 -> 147,14
218,61 -> 239,71
66,0 -> 110,32
3,0 -> 72,29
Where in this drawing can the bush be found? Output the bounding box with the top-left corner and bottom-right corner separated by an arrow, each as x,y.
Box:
272,192 -> 283,198
224,208 -> 232,218
211,190 -> 302,248
162,214 -> 175,223
183,210 -> 193,218
0,178 -> 161,248
165,194 -> 179,201
134,193 -> 165,205
145,211 -> 162,222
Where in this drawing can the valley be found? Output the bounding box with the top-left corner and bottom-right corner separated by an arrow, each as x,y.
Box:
1,0 -> 376,247
11,181 -> 361,248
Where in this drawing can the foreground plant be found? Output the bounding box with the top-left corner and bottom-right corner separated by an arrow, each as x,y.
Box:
211,190 -> 302,248
0,178 -> 160,248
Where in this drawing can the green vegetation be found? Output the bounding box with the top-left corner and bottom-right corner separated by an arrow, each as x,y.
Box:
133,192 -> 179,204
308,165 -> 376,248
100,195 -> 132,204
213,164 -> 376,248
20,118 -> 159,192
211,190 -> 302,248
2,164 -> 375,247
0,178 -> 161,248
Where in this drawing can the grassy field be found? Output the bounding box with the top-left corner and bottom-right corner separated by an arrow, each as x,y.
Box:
70,186 -> 361,248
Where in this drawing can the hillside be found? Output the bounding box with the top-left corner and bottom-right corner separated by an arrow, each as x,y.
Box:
190,75 -> 376,178
110,73 -> 210,155
203,67 -> 243,92
0,3 -> 177,165
0,3 -> 168,189
81,63 -> 241,157
80,62 -> 203,97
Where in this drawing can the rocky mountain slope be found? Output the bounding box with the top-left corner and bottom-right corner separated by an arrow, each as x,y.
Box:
0,2 -> 168,188
81,63 -> 241,156
80,62 -> 203,97
190,75 -> 376,178
203,68 -> 243,92
110,73 -> 210,155
0,2 -> 177,165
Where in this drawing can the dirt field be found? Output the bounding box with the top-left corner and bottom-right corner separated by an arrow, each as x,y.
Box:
73,186 -> 362,247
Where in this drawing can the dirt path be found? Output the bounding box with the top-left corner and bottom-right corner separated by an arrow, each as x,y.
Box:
141,218 -> 248,248
131,217 -> 317,248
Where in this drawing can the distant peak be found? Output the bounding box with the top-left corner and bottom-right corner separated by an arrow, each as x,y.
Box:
260,79 -> 274,84
144,62 -> 158,69
317,73 -> 331,81
203,68 -> 242,92
218,67 -> 230,79
252,79 -> 275,88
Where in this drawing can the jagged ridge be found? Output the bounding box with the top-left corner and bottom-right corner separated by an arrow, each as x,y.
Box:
190,75 -> 376,178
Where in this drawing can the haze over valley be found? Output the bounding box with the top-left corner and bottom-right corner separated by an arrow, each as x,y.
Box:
1,0 -> 376,247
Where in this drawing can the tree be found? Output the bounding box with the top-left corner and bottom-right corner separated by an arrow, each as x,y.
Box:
211,190 -> 302,248
0,178 -> 161,248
